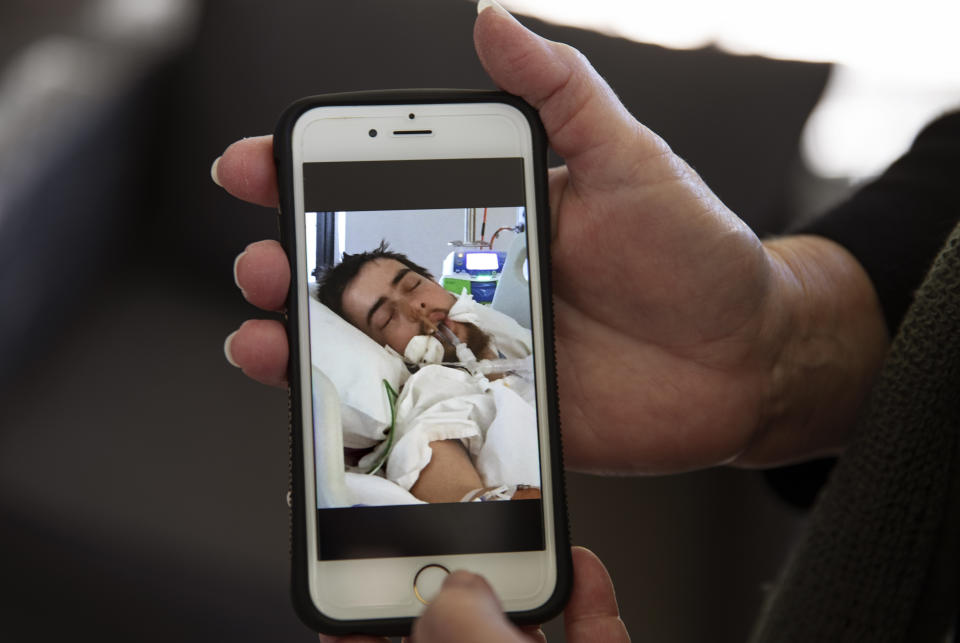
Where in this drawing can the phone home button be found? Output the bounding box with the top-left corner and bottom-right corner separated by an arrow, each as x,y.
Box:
413,564 -> 450,605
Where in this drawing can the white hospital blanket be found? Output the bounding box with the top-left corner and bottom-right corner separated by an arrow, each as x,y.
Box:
447,292 -> 533,360
363,362 -> 540,492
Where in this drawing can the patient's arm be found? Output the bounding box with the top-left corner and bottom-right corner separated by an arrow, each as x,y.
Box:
409,439 -> 484,503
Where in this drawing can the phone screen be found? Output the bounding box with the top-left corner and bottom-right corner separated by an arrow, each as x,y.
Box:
301,157 -> 546,561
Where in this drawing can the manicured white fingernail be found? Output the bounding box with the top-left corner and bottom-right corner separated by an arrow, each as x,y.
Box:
477,0 -> 508,15
233,250 -> 247,292
224,330 -> 240,367
211,156 -> 222,187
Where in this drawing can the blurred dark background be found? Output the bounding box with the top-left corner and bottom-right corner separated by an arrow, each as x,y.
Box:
0,0 -> 833,640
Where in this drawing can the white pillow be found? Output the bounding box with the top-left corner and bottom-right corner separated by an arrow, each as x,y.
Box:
308,297 -> 409,446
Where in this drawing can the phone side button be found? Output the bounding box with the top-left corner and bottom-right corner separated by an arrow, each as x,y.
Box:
412,564 -> 450,605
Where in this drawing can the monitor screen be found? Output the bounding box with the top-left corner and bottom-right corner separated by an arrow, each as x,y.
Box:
465,252 -> 500,271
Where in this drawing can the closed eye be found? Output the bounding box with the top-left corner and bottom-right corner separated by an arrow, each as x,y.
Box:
379,308 -> 395,331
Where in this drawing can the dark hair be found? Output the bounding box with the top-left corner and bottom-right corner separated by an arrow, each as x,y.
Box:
316,240 -> 434,319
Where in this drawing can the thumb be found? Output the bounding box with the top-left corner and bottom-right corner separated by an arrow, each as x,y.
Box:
410,571 -> 527,642
474,1 -> 670,187
565,547 -> 630,643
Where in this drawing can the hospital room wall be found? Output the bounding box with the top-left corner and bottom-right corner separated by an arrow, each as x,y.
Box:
339,208 -> 520,279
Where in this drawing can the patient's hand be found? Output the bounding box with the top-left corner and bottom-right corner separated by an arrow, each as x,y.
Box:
219,3 -> 887,473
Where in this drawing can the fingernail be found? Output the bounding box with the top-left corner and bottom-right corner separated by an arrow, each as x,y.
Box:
224,330 -> 240,367
477,0 -> 508,15
211,156 -> 222,187
233,250 -> 247,292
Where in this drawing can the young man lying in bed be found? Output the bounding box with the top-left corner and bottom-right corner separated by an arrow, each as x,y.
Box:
317,241 -> 541,504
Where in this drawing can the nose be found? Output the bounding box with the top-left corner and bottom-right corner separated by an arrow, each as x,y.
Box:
405,299 -> 440,333
403,299 -> 428,321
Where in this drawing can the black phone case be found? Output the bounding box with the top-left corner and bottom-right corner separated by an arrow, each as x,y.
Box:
274,89 -> 571,636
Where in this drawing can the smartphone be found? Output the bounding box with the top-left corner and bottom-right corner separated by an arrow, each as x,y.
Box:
275,90 -> 570,636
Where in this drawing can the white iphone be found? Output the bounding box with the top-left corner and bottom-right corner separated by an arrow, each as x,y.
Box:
275,90 -> 570,636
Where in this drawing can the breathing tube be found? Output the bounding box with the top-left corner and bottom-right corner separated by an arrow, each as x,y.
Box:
433,322 -> 461,349
402,321 -> 529,380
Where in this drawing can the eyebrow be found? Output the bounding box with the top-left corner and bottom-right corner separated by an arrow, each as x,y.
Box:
392,268 -> 412,286
365,268 -> 414,328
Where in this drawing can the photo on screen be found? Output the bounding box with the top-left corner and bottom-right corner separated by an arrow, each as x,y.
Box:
301,158 -> 547,560
305,206 -> 540,510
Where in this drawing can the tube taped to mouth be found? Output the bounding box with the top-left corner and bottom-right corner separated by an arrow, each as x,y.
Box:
435,322 -> 461,347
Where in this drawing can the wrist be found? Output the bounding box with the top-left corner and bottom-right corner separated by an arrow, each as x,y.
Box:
736,235 -> 889,467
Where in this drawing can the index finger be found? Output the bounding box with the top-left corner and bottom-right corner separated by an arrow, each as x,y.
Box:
211,135 -> 279,208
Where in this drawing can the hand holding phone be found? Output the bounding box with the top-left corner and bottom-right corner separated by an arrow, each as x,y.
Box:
221,2 -> 808,638
222,0 -> 782,480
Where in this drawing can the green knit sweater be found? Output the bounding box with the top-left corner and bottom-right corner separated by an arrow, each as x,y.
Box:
751,222 -> 960,642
